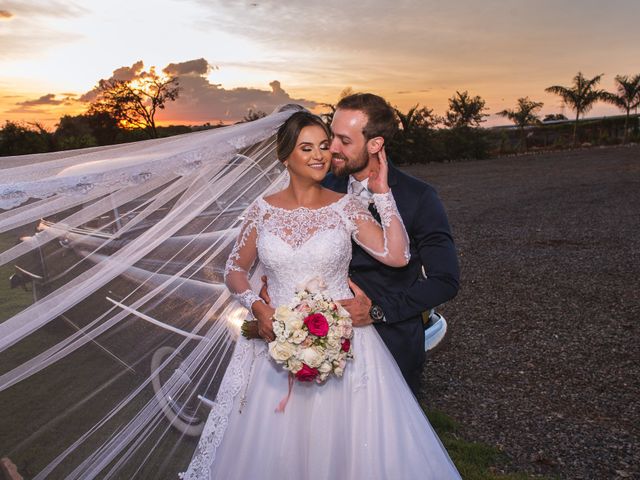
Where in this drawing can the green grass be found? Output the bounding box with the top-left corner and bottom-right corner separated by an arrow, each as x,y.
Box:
425,407 -> 556,480
0,233 -> 35,321
0,230 -> 195,478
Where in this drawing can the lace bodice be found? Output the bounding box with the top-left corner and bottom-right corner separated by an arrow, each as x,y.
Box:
224,192 -> 410,312
180,192 -> 410,479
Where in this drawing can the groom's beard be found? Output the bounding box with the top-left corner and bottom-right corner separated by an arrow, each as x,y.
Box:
330,148 -> 369,178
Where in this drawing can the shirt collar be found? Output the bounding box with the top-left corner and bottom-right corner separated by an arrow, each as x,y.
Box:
348,175 -> 370,192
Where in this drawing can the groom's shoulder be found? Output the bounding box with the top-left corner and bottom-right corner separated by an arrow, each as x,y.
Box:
322,172 -> 344,191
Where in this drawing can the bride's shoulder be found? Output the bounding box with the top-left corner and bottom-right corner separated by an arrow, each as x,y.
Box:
261,192 -> 279,205
321,189 -> 346,204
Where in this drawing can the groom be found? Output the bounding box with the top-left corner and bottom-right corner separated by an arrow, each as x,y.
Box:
324,93 -> 460,394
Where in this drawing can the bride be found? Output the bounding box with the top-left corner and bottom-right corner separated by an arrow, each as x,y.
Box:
180,111 -> 461,479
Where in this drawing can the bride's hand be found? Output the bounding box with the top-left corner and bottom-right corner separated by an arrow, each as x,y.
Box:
367,146 -> 390,194
252,300 -> 276,342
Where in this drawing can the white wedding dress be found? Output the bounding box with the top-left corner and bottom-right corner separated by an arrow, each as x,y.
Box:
180,192 -> 461,479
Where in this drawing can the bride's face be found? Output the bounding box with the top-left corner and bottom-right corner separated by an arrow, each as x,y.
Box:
285,125 -> 331,182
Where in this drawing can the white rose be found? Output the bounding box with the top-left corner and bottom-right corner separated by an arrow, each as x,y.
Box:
341,324 -> 353,338
304,277 -> 327,294
326,336 -> 340,349
287,358 -> 303,373
273,321 -> 285,337
330,345 -> 343,357
318,362 -> 332,374
287,318 -> 304,331
274,305 -> 295,323
300,347 -> 323,368
290,328 -> 308,344
269,341 -> 295,362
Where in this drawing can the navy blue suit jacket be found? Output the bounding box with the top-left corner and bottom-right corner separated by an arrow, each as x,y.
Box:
323,163 -> 460,386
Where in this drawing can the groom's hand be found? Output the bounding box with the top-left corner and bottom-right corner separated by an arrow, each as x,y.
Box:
338,278 -> 373,326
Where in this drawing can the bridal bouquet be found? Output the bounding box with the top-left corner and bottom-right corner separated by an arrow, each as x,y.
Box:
262,279 -> 353,383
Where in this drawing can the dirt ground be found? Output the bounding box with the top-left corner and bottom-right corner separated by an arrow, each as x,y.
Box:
403,145 -> 640,479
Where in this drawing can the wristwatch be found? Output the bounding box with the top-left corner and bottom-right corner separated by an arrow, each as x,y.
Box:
369,304 -> 385,323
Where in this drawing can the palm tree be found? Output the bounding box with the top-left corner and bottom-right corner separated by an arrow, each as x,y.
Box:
497,97 -> 544,151
545,72 -> 609,146
604,74 -> 640,143
396,104 -> 421,133
444,91 -> 489,128
389,104 -> 439,162
395,104 -> 438,132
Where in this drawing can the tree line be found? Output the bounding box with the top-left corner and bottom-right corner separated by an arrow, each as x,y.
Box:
1,70 -> 638,160
386,72 -> 639,163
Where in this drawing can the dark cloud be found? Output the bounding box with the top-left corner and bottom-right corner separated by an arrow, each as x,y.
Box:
111,61 -> 145,82
78,61 -> 146,102
0,10 -> 13,19
159,71 -> 317,123
163,58 -> 212,77
16,93 -> 64,107
78,89 -> 99,104
76,59 -> 318,123
396,89 -> 432,95
269,80 -> 285,96
5,106 -> 49,114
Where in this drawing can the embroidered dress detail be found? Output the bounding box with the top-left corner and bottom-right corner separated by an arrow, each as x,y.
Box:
179,190 -> 460,480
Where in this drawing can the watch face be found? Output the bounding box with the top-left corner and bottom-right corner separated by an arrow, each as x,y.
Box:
370,304 -> 384,321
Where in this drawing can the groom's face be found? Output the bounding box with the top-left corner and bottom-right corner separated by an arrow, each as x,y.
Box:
329,108 -> 370,178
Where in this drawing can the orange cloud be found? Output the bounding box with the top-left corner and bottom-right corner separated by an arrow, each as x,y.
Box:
163,58 -> 212,77
74,59 -> 318,124
16,93 -> 64,107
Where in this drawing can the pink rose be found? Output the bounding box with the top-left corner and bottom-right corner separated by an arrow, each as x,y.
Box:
296,303 -> 312,313
341,339 -> 351,352
295,363 -> 319,382
303,313 -> 329,337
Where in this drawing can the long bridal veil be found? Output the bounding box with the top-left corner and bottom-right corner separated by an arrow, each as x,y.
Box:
0,105 -> 300,478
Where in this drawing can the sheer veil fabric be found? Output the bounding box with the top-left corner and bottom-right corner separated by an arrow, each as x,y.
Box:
0,105 -> 302,478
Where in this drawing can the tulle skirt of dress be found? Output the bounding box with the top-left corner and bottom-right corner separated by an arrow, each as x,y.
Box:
180,325 -> 461,480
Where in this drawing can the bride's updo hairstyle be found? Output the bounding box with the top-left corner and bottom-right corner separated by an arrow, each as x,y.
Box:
276,111 -> 331,162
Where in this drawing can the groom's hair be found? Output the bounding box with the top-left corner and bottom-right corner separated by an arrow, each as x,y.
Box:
277,111 -> 330,162
336,93 -> 397,144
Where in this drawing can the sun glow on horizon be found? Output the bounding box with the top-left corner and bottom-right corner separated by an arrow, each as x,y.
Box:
1,0 -> 637,129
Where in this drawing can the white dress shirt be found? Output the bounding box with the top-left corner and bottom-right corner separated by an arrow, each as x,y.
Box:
348,176 -> 373,205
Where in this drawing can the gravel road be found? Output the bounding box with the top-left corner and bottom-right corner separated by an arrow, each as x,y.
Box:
404,145 -> 640,479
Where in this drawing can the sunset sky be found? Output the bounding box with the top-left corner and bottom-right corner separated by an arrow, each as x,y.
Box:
1,0 -> 638,128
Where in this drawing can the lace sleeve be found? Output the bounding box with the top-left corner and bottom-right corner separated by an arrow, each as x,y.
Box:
224,202 -> 264,311
343,192 -> 410,267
